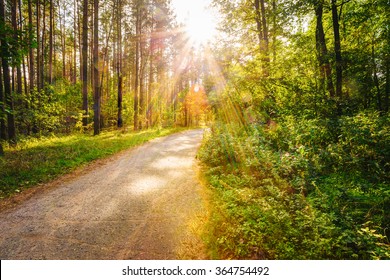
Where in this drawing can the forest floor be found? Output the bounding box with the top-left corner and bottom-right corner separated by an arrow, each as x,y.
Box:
0,129 -> 209,259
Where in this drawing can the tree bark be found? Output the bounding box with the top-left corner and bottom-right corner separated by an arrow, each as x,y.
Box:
372,44 -> 382,111
117,0 -> 123,128
60,4 -> 66,81
82,0 -> 89,126
11,0 -> 22,97
385,25 -> 390,112
133,1 -> 140,131
48,0 -> 54,84
254,0 -> 269,76
139,24 -> 146,130
0,0 -> 17,144
148,15 -> 154,129
36,0 -> 42,91
314,1 -> 335,98
260,0 -> 269,51
93,0 -> 100,135
331,0 -> 342,98
0,64 -> 6,140
272,0 -> 277,63
385,54 -> 389,112
254,0 -> 263,50
18,0 -> 28,95
40,0 -> 46,88
27,0 -> 35,92
73,0 -> 77,84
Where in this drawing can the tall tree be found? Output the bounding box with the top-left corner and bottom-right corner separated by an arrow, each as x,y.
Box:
147,5 -> 155,128
133,0 -> 140,130
48,0 -> 54,84
19,0 -> 28,96
0,65 -> 6,140
116,0 -> 123,127
72,0 -> 77,84
36,0 -> 42,91
93,0 -> 100,135
314,0 -> 335,98
254,0 -> 269,75
82,0 -> 89,127
139,2 -> 146,130
0,0 -> 16,143
11,0 -> 22,97
40,0 -> 46,88
27,0 -> 35,92
331,0 -> 342,98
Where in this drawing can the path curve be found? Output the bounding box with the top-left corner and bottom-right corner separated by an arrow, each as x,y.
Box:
0,129 -> 205,259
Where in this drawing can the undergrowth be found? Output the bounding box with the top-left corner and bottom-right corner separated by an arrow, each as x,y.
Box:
199,111 -> 390,259
0,127 -> 185,198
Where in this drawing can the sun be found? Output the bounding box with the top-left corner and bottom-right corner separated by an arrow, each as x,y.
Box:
185,13 -> 217,46
172,0 -> 217,46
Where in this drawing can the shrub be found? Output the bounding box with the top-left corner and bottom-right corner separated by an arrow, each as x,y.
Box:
199,112 -> 389,259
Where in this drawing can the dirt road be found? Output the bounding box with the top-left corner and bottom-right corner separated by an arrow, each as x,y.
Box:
0,129 -> 205,259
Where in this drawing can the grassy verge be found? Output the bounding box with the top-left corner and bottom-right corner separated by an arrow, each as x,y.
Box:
0,127 -> 186,198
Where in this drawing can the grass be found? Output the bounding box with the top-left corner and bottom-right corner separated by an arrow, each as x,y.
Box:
0,127 -> 186,198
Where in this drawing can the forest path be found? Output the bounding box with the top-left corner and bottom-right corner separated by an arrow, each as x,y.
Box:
0,129 -> 206,259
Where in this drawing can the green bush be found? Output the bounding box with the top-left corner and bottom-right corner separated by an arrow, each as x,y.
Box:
199,113 -> 389,259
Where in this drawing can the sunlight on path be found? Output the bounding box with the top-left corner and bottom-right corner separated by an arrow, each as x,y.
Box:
0,129 -> 205,260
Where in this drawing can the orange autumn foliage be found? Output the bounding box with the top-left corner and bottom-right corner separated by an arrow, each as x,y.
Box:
183,84 -> 210,126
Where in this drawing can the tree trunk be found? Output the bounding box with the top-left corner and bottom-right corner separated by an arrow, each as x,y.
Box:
48,0 -> 53,84
314,1 -> 335,98
0,53 -> 4,143
73,0 -> 77,84
78,9 -> 82,81
148,19 -> 154,129
372,44 -> 382,111
60,5 -> 66,80
36,0 -> 41,91
27,0 -> 35,92
272,0 -> 277,63
40,0 -> 46,88
385,55 -> 389,112
385,24 -> 390,112
11,0 -> 22,97
260,0 -> 269,51
82,0 -> 89,127
0,65 -> 6,140
139,32 -> 146,130
18,0 -> 28,95
93,0 -> 100,135
0,0 -> 17,144
133,1 -> 140,131
331,0 -> 342,98
254,0 -> 263,50
254,0 -> 269,76
117,0 -> 123,128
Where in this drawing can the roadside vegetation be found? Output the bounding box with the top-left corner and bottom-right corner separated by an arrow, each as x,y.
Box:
198,0 -> 390,260
0,127 -> 184,198
199,115 -> 389,259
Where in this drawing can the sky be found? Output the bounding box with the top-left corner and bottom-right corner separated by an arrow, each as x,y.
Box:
171,0 -> 218,45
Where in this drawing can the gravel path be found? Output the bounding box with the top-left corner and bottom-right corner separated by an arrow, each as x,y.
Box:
0,129 -> 205,259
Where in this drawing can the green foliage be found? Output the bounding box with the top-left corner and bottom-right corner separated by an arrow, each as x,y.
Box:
200,0 -> 390,260
199,114 -> 390,259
